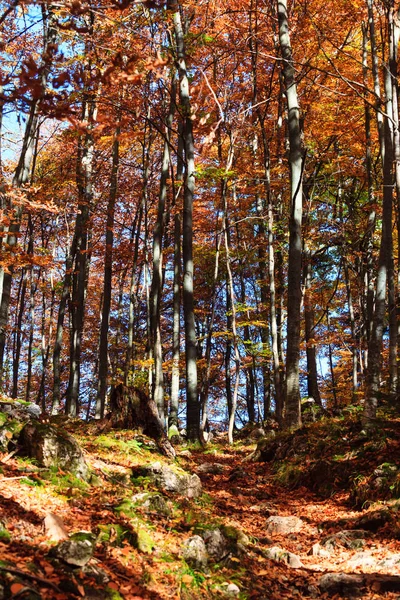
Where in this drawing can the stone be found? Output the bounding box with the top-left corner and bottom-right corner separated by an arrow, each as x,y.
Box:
203,529 -> 229,562
318,573 -> 365,597
18,421 -> 89,480
136,528 -> 154,554
197,463 -> 225,475
321,530 -> 368,551
132,492 -> 170,516
377,554 -> 400,569
264,545 -> 303,568
43,512 -> 68,542
354,508 -> 391,531
182,535 -> 208,569
265,515 -> 303,535
308,542 -> 331,558
346,551 -> 377,570
219,582 -> 240,597
143,462 -> 202,498
51,538 -> 94,567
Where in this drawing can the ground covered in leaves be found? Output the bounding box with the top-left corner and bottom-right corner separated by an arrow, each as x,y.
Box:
1,408 -> 400,599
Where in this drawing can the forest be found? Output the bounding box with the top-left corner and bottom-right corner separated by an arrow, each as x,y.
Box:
1,1 -> 400,598
2,0 -> 398,437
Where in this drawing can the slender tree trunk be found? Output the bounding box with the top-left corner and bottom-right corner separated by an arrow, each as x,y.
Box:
303,247 -> 322,406
65,93 -> 97,416
344,261 -> 358,403
170,1 -> 199,440
277,0 -> 305,428
96,120 -> 120,418
0,3 -> 57,387
150,78 -> 176,423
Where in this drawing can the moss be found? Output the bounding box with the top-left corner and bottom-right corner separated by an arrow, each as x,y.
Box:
0,412 -> 7,427
136,527 -> 155,554
0,524 -> 11,543
105,590 -> 124,600
114,498 -> 139,519
97,523 -> 136,547
70,531 -> 96,543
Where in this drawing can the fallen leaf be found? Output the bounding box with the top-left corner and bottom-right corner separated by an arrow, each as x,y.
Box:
182,574 -> 193,584
10,583 -> 25,594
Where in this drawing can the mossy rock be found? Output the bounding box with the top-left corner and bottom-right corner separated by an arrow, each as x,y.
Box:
136,527 -> 155,554
350,463 -> 400,508
18,421 -> 89,481
131,492 -> 171,516
97,524 -> 136,547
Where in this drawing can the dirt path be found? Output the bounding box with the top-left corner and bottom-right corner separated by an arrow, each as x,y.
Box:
188,447 -> 400,599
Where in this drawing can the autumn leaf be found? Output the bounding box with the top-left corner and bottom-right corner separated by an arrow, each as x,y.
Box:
10,583 -> 25,594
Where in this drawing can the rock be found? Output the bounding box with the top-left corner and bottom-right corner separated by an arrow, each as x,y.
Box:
132,492 -> 170,516
182,535 -> 208,569
321,530 -> 368,551
51,538 -> 94,567
25,403 -> 42,418
203,529 -> 229,562
308,542 -> 331,558
143,462 -> 202,498
18,421 -> 89,480
266,515 -> 303,535
318,573 -> 365,597
248,427 -> 266,440
228,467 -> 247,481
346,551 -> 377,570
219,582 -> 240,597
264,545 -> 303,568
178,450 -> 192,458
354,508 -> 391,531
197,463 -> 225,475
43,512 -> 68,542
168,424 -> 180,439
377,554 -> 400,569
136,528 -> 154,554
351,463 -> 399,507
81,564 -> 110,585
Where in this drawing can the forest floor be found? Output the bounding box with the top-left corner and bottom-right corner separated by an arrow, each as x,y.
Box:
1,409 -> 400,599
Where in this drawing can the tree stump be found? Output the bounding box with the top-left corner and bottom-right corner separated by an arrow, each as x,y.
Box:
106,384 -> 175,459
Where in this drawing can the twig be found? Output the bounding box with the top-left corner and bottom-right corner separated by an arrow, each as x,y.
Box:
0,565 -> 62,593
0,475 -> 31,481
1,448 -> 19,464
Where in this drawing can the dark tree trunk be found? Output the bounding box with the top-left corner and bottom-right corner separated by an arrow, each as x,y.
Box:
106,384 -> 175,459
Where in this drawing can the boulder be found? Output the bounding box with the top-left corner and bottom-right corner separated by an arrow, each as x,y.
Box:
264,546 -> 303,568
318,573 -> 365,597
18,421 -> 89,480
182,535 -> 208,569
51,538 -> 94,567
266,515 -> 303,536
219,582 -> 240,597
308,542 -> 331,558
202,529 -> 229,562
131,492 -> 171,516
142,462 -> 202,498
197,463 -> 225,475
321,530 -> 368,551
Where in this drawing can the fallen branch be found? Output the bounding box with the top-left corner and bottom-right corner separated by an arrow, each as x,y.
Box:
0,565 -> 62,593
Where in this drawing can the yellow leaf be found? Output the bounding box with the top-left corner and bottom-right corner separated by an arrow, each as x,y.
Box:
182,574 -> 193,585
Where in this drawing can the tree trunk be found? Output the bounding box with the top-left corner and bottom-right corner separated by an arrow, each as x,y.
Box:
150,77 -> 176,423
170,1 -> 200,440
96,119 -> 120,418
106,384 -> 175,459
277,0 -> 305,428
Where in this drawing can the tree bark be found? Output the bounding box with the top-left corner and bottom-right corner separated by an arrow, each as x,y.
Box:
277,0 -> 305,429
170,1 -> 200,440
